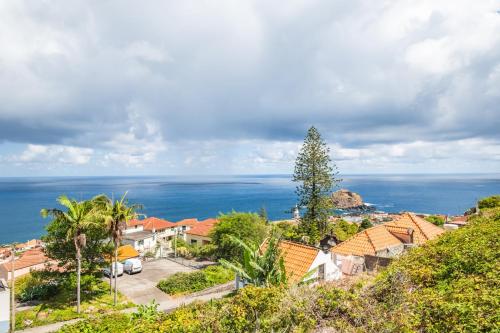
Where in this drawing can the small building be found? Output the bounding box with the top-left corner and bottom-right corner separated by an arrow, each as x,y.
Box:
14,239 -> 42,252
174,218 -> 199,236
331,212 -> 445,276
0,248 -> 57,281
185,219 -> 219,246
122,231 -> 157,253
277,240 -> 341,283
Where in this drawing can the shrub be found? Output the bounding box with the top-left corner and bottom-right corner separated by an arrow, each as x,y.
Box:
478,195 -> 500,209
425,215 -> 445,226
157,265 -> 234,295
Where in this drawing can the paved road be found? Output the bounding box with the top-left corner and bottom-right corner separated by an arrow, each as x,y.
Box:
115,259 -> 194,305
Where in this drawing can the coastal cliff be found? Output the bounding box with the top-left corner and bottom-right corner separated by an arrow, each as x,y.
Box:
332,189 -> 374,212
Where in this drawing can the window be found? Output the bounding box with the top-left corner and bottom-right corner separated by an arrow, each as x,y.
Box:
138,240 -> 144,247
190,239 -> 198,245
318,264 -> 325,281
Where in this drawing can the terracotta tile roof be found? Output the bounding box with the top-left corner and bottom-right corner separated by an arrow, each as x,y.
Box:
385,213 -> 444,245
332,225 -> 402,256
129,217 -> 176,231
199,218 -> 218,225
127,219 -> 144,227
332,212 -> 445,257
276,240 -> 319,283
117,245 -> 139,261
1,248 -> 50,271
175,218 -> 199,227
185,219 -> 219,237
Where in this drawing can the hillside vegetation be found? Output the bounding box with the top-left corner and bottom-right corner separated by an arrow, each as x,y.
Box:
59,198 -> 500,332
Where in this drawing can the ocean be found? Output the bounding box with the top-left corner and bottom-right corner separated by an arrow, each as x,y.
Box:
0,174 -> 499,244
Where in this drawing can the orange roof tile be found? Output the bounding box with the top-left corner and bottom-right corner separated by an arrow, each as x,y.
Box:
275,240 -> 319,283
1,248 -> 50,271
127,219 -> 144,227
199,218 -> 218,225
332,212 -> 445,257
117,245 -> 140,261
332,225 -> 403,256
385,213 -> 444,245
132,217 -> 176,231
175,218 -> 199,227
185,219 -> 219,237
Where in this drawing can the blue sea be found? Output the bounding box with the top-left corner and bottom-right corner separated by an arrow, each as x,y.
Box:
0,174 -> 499,244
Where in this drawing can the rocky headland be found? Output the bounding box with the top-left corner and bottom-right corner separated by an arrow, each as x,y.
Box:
331,189 -> 375,213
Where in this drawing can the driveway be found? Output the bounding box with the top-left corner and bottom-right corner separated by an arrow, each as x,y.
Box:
114,259 -> 194,305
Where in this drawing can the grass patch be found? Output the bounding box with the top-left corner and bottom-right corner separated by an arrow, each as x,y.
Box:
157,265 -> 234,295
16,279 -> 134,330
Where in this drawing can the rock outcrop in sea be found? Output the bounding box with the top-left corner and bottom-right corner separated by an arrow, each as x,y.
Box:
331,189 -> 375,213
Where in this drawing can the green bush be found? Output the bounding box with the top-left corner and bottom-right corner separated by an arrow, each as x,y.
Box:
478,195 -> 500,209
157,265 -> 234,295
425,214 -> 445,226
58,313 -> 130,333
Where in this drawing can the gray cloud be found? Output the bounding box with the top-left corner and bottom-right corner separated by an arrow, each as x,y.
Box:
0,0 -> 499,175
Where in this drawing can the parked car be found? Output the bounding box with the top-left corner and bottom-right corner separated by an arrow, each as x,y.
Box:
103,262 -> 124,277
123,258 -> 142,274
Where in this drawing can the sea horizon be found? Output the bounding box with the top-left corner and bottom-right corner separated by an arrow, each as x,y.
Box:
1,173 -> 499,244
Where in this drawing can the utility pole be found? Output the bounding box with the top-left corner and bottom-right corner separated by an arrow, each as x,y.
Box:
174,229 -> 177,258
10,246 -> 15,333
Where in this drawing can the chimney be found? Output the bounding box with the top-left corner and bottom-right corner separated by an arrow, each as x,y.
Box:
407,228 -> 414,244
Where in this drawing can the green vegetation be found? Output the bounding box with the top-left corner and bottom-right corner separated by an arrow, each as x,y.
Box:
220,234 -> 287,287
211,211 -> 267,263
425,214 -> 445,226
41,194 -> 110,313
174,236 -> 217,260
358,217 -> 373,231
101,193 -> 141,305
330,219 -> 358,241
157,265 -> 234,295
293,126 -> 339,244
273,221 -> 301,242
15,273 -> 133,330
59,197 -> 500,333
478,195 -> 500,209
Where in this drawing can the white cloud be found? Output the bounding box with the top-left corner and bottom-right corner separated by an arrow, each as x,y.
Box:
6,144 -> 93,166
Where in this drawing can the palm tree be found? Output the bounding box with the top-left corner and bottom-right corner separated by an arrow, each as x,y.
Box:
101,192 -> 141,306
41,195 -> 104,314
219,234 -> 287,287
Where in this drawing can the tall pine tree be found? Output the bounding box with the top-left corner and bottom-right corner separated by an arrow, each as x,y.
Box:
293,126 -> 339,244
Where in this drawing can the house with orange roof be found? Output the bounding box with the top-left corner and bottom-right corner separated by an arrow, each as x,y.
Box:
0,248 -> 59,281
331,212 -> 444,276
173,218 -> 199,236
275,240 -> 341,283
185,218 -> 219,246
122,217 -> 177,256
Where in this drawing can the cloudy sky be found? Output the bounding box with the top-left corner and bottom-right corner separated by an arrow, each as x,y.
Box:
1,0 -> 499,176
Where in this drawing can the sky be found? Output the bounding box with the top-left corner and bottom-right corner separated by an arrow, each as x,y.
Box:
0,0 -> 499,176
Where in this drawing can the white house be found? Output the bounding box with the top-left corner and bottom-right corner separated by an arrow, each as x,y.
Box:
264,240 -> 341,283
123,217 -> 177,256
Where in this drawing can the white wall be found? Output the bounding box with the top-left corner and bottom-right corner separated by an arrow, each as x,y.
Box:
306,250 -> 342,282
0,288 -> 9,333
124,225 -> 144,234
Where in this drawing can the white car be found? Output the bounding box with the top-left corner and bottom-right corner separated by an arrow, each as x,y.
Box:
103,262 -> 124,277
123,258 -> 142,274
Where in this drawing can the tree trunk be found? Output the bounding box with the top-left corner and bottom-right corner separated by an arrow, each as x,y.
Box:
109,262 -> 112,295
10,250 -> 15,333
75,242 -> 81,314
114,245 -> 118,306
